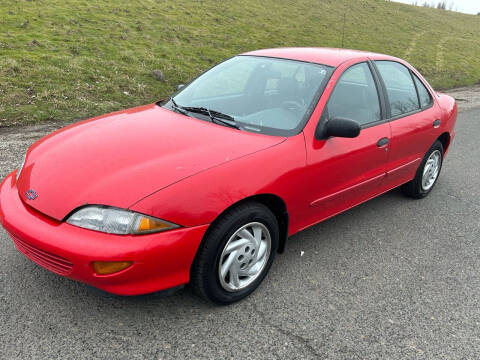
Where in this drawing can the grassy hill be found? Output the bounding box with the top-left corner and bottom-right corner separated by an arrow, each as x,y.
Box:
0,0 -> 479,126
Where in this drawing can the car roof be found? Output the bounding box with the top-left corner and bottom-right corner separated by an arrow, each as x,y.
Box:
242,47 -> 399,67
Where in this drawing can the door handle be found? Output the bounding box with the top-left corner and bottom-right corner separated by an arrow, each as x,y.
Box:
433,119 -> 441,128
377,137 -> 389,147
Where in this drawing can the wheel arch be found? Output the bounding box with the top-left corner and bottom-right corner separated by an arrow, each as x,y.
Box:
201,194 -> 289,254
437,132 -> 451,153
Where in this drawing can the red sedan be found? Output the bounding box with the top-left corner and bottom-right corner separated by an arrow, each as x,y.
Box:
0,48 -> 457,304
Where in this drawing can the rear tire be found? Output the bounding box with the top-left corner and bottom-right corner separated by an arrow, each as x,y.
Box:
190,202 -> 279,305
401,140 -> 443,199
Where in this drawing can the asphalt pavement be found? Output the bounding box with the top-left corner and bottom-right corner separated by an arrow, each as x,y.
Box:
1,105 -> 479,359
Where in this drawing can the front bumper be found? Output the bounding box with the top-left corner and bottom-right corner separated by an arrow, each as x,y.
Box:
0,172 -> 208,295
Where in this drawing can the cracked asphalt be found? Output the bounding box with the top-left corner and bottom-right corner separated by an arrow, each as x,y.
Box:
1,96 -> 479,359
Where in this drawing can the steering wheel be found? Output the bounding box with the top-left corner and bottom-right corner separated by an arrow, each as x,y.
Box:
280,100 -> 303,113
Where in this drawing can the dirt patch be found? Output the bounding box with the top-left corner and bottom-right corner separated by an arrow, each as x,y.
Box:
443,84 -> 480,111
0,122 -> 61,179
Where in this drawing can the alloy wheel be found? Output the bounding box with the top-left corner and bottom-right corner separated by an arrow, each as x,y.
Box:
421,149 -> 442,191
218,222 -> 271,292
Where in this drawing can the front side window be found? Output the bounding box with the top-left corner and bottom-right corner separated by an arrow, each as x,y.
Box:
325,62 -> 381,126
163,56 -> 333,136
375,61 -> 420,117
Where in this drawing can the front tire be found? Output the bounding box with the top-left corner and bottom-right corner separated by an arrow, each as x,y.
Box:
190,202 -> 279,305
402,140 -> 444,199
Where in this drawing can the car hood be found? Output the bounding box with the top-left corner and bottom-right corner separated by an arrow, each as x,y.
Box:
17,104 -> 285,220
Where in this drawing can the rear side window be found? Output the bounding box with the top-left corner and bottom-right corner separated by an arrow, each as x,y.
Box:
375,61 -> 419,117
413,75 -> 433,108
326,62 -> 381,126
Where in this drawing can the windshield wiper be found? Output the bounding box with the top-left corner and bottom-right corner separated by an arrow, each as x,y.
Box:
169,97 -> 188,115
168,99 -> 239,130
181,106 -> 240,129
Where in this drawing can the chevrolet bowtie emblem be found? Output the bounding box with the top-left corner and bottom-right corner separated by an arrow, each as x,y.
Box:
26,189 -> 38,200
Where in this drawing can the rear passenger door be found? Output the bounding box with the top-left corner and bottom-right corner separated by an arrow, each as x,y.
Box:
373,60 -> 442,188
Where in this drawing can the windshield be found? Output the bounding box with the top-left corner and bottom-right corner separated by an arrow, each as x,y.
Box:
162,56 -> 333,136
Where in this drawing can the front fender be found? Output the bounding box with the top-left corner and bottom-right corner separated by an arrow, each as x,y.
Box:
129,134 -> 307,235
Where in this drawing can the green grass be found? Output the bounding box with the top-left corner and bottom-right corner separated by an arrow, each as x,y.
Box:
0,0 -> 479,126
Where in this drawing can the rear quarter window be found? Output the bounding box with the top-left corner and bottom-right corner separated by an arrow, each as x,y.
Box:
413,75 -> 433,108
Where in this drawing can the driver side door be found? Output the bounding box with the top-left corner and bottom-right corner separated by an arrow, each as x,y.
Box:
303,61 -> 391,227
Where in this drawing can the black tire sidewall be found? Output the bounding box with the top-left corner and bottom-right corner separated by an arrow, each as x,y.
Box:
199,203 -> 279,304
414,141 -> 444,197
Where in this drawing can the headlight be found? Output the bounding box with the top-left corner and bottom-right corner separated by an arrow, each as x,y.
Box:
16,154 -> 26,181
66,206 -> 180,235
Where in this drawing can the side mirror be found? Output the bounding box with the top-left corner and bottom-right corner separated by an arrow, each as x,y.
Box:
177,84 -> 185,91
322,117 -> 360,139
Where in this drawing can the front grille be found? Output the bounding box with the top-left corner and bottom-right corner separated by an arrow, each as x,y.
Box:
9,233 -> 73,275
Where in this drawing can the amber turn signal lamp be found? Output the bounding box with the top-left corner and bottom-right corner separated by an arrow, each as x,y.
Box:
136,217 -> 172,232
92,261 -> 132,275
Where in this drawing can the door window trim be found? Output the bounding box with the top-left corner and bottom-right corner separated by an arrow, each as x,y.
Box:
361,61 -> 388,129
